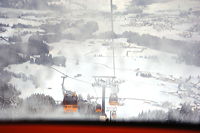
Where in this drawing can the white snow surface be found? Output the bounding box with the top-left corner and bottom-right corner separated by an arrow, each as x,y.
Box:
6,38 -> 200,118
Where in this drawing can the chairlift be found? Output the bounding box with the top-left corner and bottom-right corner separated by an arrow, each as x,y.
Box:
111,111 -> 117,119
109,93 -> 119,106
95,103 -> 102,113
62,92 -> 78,112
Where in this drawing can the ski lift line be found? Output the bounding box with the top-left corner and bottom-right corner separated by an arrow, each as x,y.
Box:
67,76 -> 91,85
110,0 -> 116,78
67,76 -> 98,97
49,66 -> 69,78
110,0 -> 114,38
49,66 -> 98,97
0,36 -> 12,45
49,66 -> 91,85
0,36 -> 7,42
89,96 -> 158,104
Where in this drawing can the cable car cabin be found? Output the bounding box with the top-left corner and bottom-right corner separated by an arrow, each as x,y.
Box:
62,93 -> 78,113
95,104 -> 102,113
109,93 -> 119,106
111,111 -> 117,119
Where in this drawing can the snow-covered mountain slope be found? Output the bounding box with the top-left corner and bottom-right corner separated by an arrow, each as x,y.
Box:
1,0 -> 200,119
5,38 -> 200,118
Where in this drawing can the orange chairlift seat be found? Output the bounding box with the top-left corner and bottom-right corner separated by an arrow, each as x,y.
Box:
109,93 -> 119,106
95,104 -> 102,113
63,92 -> 78,112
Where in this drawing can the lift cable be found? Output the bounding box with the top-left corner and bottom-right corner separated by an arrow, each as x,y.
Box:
0,36 -> 12,45
49,66 -> 91,85
89,96 -> 158,104
49,66 -> 98,97
110,0 -> 116,78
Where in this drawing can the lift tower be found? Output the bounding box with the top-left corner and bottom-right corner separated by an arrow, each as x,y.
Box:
92,76 -> 115,115
92,0 -> 119,118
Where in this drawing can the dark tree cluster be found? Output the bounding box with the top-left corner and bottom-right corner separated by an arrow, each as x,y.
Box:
23,93 -> 56,113
0,0 -> 50,10
0,70 -> 12,83
123,31 -> 188,54
128,0 -> 168,6
41,23 -> 64,34
31,54 -> 53,66
0,80 -> 21,109
8,35 -> 22,43
0,32 -> 66,69
28,34 -> 49,55
0,23 -> 8,32
121,31 -> 200,67
180,45 -> 200,66
0,23 -> 9,27
0,45 -> 29,67
0,33 -> 50,66
0,13 -> 7,18
12,23 -> 34,29
42,34 -> 62,43
0,27 -> 6,33
30,54 -> 66,67
168,103 -> 200,122
79,21 -> 99,35
40,20 -> 99,41
8,71 -> 34,82
28,24 -> 63,42
138,103 -> 200,122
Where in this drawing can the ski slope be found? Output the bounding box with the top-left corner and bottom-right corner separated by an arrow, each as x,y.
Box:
5,37 -> 200,118
2,0 -> 200,119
